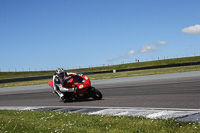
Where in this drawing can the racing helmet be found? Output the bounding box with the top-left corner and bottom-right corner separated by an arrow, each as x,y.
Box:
56,68 -> 65,79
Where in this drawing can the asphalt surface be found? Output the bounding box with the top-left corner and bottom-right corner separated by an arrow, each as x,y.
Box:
0,71 -> 200,109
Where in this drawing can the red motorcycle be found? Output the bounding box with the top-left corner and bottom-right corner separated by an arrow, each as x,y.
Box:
48,75 -> 102,102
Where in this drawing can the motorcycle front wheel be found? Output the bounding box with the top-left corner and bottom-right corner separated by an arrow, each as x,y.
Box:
91,88 -> 103,100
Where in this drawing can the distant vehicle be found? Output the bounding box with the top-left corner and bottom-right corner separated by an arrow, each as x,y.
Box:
48,75 -> 102,102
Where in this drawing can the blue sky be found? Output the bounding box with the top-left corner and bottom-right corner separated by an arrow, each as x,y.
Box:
0,0 -> 200,71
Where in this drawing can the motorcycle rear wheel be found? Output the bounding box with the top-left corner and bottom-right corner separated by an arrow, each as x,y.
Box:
62,92 -> 74,102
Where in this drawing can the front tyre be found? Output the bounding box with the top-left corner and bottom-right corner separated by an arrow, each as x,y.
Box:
91,88 -> 102,100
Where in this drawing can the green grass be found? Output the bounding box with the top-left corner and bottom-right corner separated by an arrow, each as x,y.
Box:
1,56 -> 200,80
69,56 -> 200,73
88,65 -> 200,80
0,71 -> 54,80
1,65 -> 200,88
0,78 -> 52,88
0,110 -> 199,132
1,56 -> 200,88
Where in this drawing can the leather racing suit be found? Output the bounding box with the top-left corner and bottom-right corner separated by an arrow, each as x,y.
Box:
53,72 -> 77,99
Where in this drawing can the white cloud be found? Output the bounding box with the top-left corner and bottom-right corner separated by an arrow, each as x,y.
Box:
157,40 -> 167,46
139,44 -> 157,53
181,24 -> 200,35
107,40 -> 167,62
107,55 -> 127,62
107,57 -> 117,62
126,50 -> 136,55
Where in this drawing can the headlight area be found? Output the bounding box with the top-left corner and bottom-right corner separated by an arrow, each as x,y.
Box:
79,85 -> 84,89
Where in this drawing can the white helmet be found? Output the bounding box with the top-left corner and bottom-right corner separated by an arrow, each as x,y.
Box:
56,68 -> 65,79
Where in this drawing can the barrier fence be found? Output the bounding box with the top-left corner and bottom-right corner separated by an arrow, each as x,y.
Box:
1,61 -> 200,83
1,54 -> 200,72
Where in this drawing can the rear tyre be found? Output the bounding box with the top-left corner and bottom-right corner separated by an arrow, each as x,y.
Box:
62,92 -> 74,102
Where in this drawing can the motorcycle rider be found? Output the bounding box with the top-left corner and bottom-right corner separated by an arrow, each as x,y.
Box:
53,68 -> 77,100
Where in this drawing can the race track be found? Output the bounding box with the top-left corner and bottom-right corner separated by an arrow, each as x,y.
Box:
1,71 -> 200,109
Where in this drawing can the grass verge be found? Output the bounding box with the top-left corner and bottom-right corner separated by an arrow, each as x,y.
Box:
1,65 -> 200,88
0,110 -> 199,132
1,56 -> 200,80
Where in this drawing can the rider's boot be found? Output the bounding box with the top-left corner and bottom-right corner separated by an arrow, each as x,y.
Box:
74,86 -> 78,92
54,90 -> 64,100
